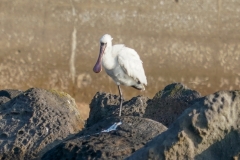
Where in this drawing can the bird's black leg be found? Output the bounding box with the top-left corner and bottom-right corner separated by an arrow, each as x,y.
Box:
117,85 -> 123,116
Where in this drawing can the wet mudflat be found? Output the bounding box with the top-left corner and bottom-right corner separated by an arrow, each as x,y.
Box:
0,0 -> 239,104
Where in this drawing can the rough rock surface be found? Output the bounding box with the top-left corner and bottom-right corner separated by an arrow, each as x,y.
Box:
0,89 -> 23,105
1,83 -> 240,160
0,88 -> 84,160
144,83 -> 201,127
42,116 -> 167,160
127,90 -> 240,160
86,92 -> 149,127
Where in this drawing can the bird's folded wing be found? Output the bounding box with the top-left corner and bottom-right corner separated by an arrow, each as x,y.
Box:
112,44 -> 125,55
117,48 -> 147,85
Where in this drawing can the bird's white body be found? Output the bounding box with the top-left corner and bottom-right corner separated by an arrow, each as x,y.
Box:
93,34 -> 147,90
103,44 -> 147,89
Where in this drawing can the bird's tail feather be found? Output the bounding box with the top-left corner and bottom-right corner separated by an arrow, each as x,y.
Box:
131,84 -> 145,90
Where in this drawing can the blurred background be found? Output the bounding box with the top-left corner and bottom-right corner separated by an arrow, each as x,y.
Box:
0,0 -> 240,107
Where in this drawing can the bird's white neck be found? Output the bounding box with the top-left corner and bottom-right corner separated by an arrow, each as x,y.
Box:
102,45 -> 116,70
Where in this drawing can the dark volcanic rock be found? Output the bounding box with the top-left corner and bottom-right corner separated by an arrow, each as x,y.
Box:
144,83 -> 201,127
0,89 -> 23,105
86,92 -> 149,127
127,90 -> 240,160
3,83 -> 239,160
0,88 -> 84,160
42,116 -> 167,160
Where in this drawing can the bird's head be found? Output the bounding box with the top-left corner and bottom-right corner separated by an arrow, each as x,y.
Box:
93,34 -> 113,73
100,34 -> 113,45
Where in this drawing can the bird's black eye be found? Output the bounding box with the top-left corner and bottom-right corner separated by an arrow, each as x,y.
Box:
100,42 -> 106,46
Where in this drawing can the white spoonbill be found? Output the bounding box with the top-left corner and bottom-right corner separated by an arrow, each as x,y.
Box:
93,34 -> 147,116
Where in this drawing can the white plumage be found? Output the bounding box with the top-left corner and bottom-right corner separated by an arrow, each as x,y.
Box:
93,34 -> 147,116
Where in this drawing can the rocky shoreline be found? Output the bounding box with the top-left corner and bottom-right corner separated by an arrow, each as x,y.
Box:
0,83 -> 239,159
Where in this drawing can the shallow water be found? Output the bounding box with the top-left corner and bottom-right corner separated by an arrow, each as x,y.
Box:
0,0 -> 239,104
